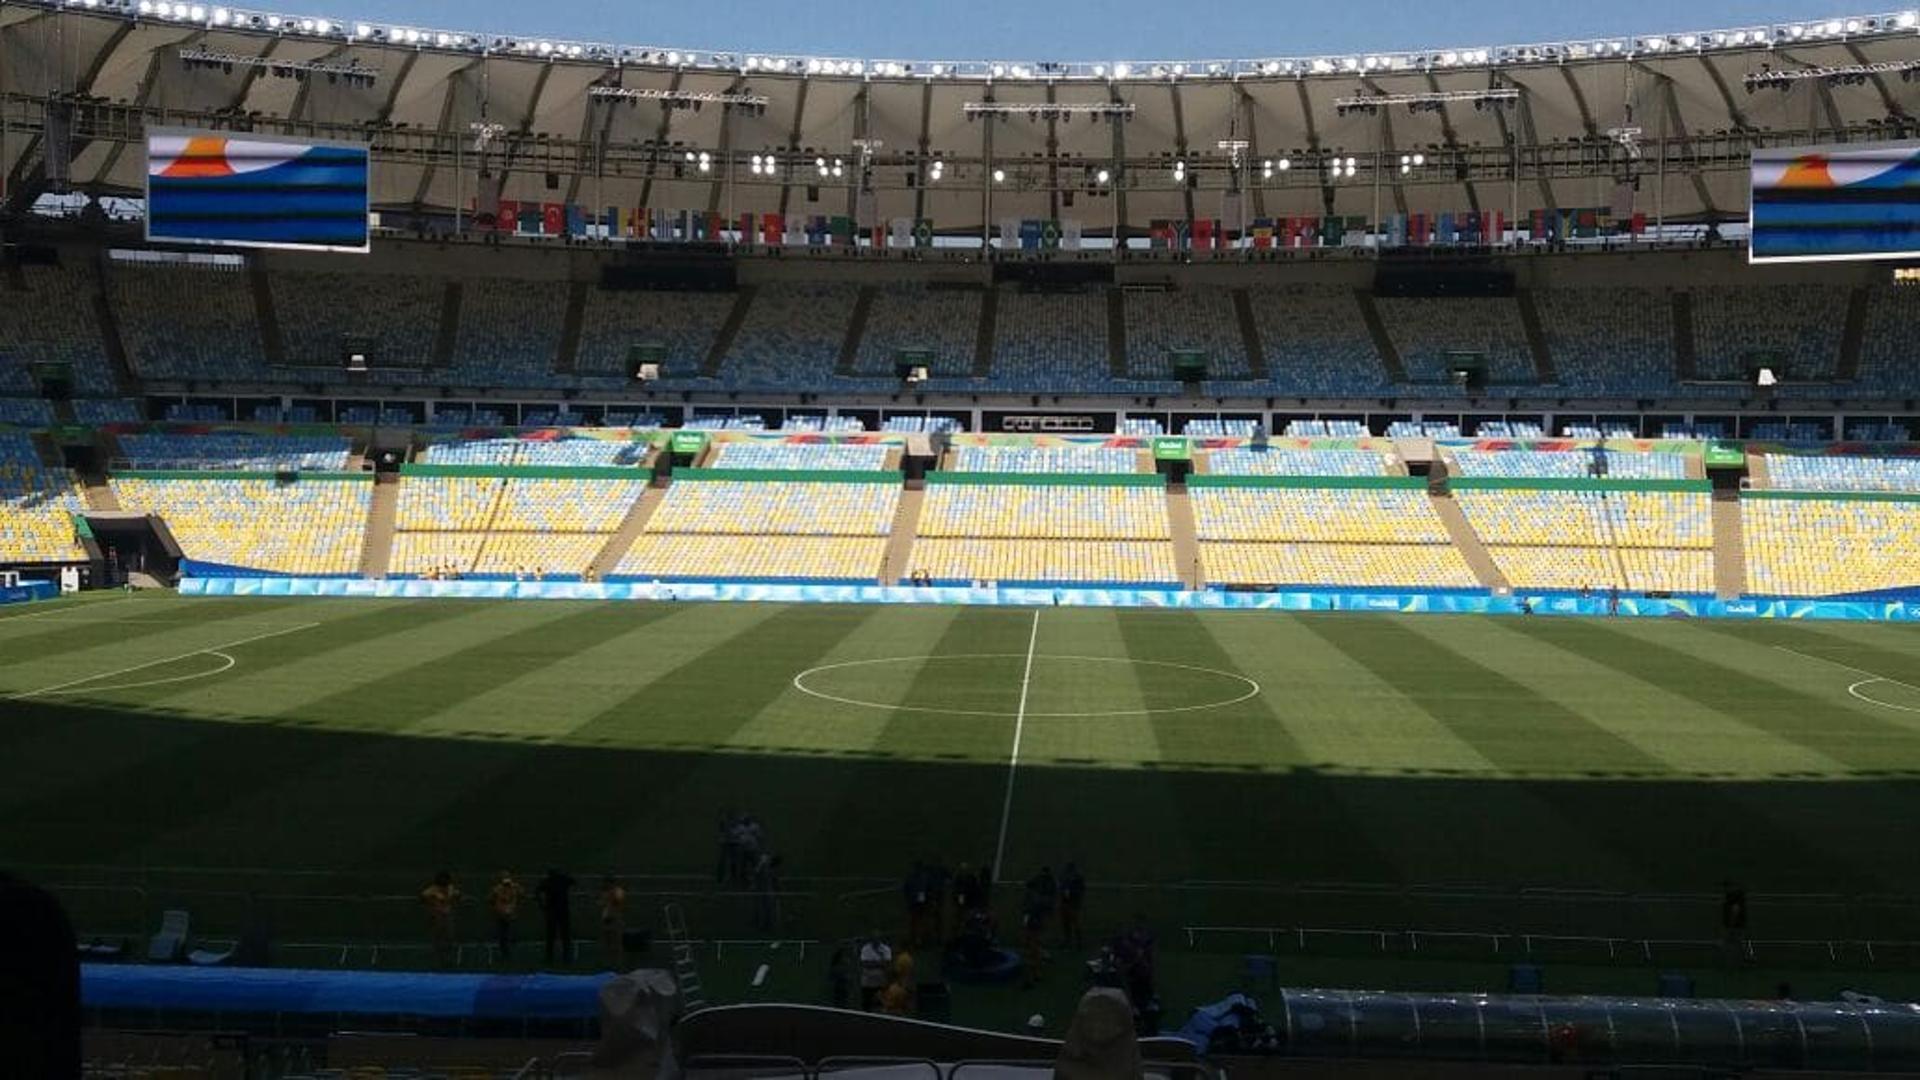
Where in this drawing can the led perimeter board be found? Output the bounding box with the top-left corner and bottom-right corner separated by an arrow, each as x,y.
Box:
146,129 -> 370,252
1750,141 -> 1920,264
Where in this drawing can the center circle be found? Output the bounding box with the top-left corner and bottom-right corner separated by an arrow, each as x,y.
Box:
791,654 -> 1261,718
1849,678 -> 1920,714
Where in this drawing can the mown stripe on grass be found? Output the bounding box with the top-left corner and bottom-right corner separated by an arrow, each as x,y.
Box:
6,602 -> 639,866
359,604 -> 880,879
1300,615 -> 1667,776
1694,620 -> 1920,705
1197,611 -> 1647,889
0,598 -> 317,682
1464,617 -> 1850,778
129,603 -> 698,870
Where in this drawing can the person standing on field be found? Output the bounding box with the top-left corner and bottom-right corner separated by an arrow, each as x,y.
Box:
538,868 -> 576,966
420,870 -> 460,967
487,870 -> 523,963
599,874 -> 629,970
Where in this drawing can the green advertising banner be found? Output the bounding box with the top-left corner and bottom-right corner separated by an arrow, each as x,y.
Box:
671,431 -> 711,456
1151,437 -> 1190,462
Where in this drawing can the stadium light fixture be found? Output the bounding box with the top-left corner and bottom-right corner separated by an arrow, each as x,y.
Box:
1095,168 -> 1111,184
992,168 -> 1007,183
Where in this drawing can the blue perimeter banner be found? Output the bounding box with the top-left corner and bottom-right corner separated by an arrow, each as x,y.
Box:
179,577 -> 1920,624
146,129 -> 370,252
1750,141 -> 1920,263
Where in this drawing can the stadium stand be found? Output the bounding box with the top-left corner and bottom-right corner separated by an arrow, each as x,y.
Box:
1192,483 -> 1476,588
449,278 -> 569,385
687,413 -> 767,430
1846,422 -> 1911,443
989,287 -> 1110,390
1856,286 -> 1920,395
0,433 -> 86,563
391,470 -> 648,576
1531,288 -> 1676,396
1123,288 -> 1250,380
1206,447 -> 1392,476
912,480 -> 1177,585
1751,421 -> 1829,442
575,288 -> 735,379
1453,483 -> 1714,592
115,433 -> 353,471
780,414 -> 866,433
1246,285 -> 1387,395
1118,418 -> 1164,435
1446,449 -> 1688,480
1181,419 -> 1261,437
707,443 -> 891,470
1743,494 -> 1920,596
882,416 -> 962,434
1285,419 -> 1369,438
950,446 -> 1139,474
109,262 -> 267,381
1692,284 -> 1847,381
1474,421 -> 1545,438
270,270 -> 442,369
622,477 -> 897,580
70,399 -> 144,424
1766,454 -> 1920,492
0,263 -> 120,395
722,283 -> 859,388
853,284 -> 983,378
1561,423 -> 1640,439
1387,421 -> 1461,438
1375,297 -> 1537,385
0,398 -> 56,426
163,403 -> 230,422
113,476 -> 371,575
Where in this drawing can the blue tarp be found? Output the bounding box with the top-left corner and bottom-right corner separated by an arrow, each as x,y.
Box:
81,965 -> 609,1020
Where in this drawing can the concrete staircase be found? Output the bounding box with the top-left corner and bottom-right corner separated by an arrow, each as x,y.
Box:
834,286 -> 877,377
80,476 -> 121,512
1670,291 -> 1698,382
1231,288 -> 1268,380
358,477 -> 399,579
249,264 -> 286,366
1353,289 -> 1408,383
1165,485 -> 1202,589
1836,286 -> 1869,382
1105,289 -> 1129,378
880,484 -> 926,586
552,281 -> 588,376
971,288 -> 998,379
1430,490 -> 1510,591
431,281 -> 464,369
1711,493 -> 1747,600
702,286 -> 757,377
1747,452 -> 1772,489
1514,288 -> 1558,384
586,483 -> 670,579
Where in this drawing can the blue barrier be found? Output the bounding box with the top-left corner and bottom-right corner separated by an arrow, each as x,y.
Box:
81,964 -> 609,1020
176,576 -> 1920,622
0,580 -> 59,606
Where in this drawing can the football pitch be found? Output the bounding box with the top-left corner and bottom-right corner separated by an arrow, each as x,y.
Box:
7,592 -> 1920,999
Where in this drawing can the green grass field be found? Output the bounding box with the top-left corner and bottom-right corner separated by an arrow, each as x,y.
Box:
8,592 -> 1920,1020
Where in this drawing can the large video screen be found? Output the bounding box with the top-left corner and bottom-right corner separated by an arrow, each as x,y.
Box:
146,129 -> 370,252
1750,142 -> 1920,263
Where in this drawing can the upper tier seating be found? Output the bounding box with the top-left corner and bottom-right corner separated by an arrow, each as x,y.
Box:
707,443 -> 891,471
449,278 -> 568,386
418,437 -> 649,467
115,433 -> 353,471
722,284 -> 859,388
602,411 -> 668,429
576,288 -> 734,379
1118,418 -> 1165,435
1766,454 -> 1920,493
1857,286 -> 1920,395
882,416 -> 962,434
1743,496 -> 1920,596
781,415 -> 866,433
686,414 -> 768,431
1386,422 -> 1461,438
1475,421 -> 1545,439
1662,423 -> 1726,440
271,271 -> 441,369
1531,288 -> 1675,396
1,265 -> 120,395
72,399 -> 143,424
990,287 -> 1110,391
1193,487 -> 1450,544
1561,424 -> 1639,439
950,446 -> 1139,474
396,476 -> 504,531
113,476 -> 369,574
1750,422 -> 1828,442
1447,449 -> 1688,480
110,263 -> 267,381
1182,419 -> 1261,438
1376,297 -> 1537,385
164,404 -> 230,422
1124,289 -> 1250,380
854,285 -> 983,378
1247,286 -> 1387,395
1692,285 -> 1846,381
1206,448 -> 1392,476
0,433 -> 86,563
1846,423 -> 1911,443
0,398 -> 56,426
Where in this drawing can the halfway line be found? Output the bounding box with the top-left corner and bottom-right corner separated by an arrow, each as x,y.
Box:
992,608 -> 1041,885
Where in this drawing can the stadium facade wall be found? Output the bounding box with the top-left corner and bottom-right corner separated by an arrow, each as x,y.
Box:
177,577 -> 1920,622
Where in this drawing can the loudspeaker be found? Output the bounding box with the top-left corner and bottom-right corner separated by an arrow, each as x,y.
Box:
627,343 -> 666,380
1170,349 -> 1209,383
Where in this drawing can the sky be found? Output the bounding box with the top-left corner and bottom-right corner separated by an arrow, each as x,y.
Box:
336,0 -> 1879,60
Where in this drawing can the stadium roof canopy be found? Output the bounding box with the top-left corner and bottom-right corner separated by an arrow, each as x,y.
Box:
2,0 -> 1918,230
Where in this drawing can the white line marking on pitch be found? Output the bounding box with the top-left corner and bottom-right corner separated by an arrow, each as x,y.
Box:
1772,644 -> 1920,715
992,609 -> 1041,886
790,654 -> 1261,718
7,622 -> 318,700
30,652 -> 239,697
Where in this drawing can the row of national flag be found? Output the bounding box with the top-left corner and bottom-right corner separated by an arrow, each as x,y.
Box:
468,200 -> 1651,248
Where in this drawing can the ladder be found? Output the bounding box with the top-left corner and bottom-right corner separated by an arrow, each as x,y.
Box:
661,902 -> 707,1010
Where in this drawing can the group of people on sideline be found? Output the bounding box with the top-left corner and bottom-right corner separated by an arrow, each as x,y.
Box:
418,868 -> 629,968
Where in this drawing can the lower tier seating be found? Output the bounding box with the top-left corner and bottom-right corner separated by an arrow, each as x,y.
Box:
0,443 -> 86,563
908,539 -> 1178,585
1743,497 -> 1920,596
1200,542 -> 1477,589
113,477 -> 369,574
1483,545 -> 1623,591
618,535 -> 888,580
919,484 -> 1168,540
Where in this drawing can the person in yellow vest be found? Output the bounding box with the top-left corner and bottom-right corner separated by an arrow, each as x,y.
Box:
420,870 -> 460,967
599,874 -> 628,970
488,870 -> 523,964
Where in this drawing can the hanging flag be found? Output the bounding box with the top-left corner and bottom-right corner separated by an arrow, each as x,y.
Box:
1000,218 -> 1021,248
913,218 -> 934,248
829,215 -> 855,245
1042,219 -> 1062,249
540,203 -> 564,235
1630,212 -> 1647,235
1192,218 -> 1215,250
1061,219 -> 1082,250
1250,218 -> 1274,249
564,204 -> 586,237
497,199 -> 520,233
760,213 -> 782,245
890,218 -> 914,248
